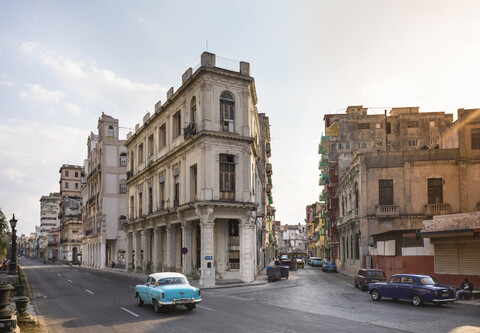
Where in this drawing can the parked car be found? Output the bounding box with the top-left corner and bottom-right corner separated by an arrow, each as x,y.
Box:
295,257 -> 305,268
322,260 -> 337,272
354,269 -> 387,291
368,274 -> 455,306
135,272 -> 201,312
279,255 -> 292,269
309,257 -> 323,267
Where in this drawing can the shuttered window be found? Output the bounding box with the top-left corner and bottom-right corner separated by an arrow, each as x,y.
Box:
434,242 -> 480,275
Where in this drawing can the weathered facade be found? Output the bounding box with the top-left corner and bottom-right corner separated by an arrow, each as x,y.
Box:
277,224 -> 307,255
124,52 -> 270,287
82,114 -> 127,268
335,107 -> 480,284
58,164 -> 83,263
39,192 -> 60,259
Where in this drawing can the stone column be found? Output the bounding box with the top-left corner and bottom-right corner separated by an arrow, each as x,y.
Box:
179,213 -> 193,276
196,206 -> 215,287
166,223 -> 176,271
126,231 -> 133,272
100,240 -> 106,269
134,230 -> 142,273
144,228 -> 152,273
240,212 -> 255,283
152,225 -> 162,272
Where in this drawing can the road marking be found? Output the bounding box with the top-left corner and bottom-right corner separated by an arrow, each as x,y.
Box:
68,280 -> 73,283
129,286 -> 135,289
57,274 -> 61,277
197,305 -> 214,311
85,289 -> 94,295
120,307 -> 139,317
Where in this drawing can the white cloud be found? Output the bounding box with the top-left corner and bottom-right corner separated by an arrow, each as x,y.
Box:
64,102 -> 82,117
19,83 -> 65,104
20,41 -> 39,53
6,168 -> 26,186
0,80 -> 13,86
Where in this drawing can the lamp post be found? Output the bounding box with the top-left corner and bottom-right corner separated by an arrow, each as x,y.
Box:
7,214 -> 17,276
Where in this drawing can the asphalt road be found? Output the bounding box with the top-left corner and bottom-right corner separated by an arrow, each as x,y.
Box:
20,259 -> 480,333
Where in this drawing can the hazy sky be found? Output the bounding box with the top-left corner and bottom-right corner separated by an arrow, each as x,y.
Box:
2,1 -> 480,235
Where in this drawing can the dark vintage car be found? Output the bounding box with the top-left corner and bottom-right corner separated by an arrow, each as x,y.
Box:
368,274 -> 455,306
354,269 -> 387,291
279,255 -> 292,269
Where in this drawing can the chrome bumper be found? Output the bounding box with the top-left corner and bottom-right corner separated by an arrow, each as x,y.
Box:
432,298 -> 455,303
159,298 -> 202,305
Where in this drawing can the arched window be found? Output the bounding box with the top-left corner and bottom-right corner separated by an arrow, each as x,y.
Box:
190,96 -> 197,124
220,91 -> 235,132
119,179 -> 127,194
108,125 -> 114,137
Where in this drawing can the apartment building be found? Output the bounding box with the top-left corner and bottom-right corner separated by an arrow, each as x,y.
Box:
124,52 -> 270,287
58,164 -> 83,263
82,114 -> 127,268
276,224 -> 307,255
39,192 -> 60,259
331,107 -> 480,285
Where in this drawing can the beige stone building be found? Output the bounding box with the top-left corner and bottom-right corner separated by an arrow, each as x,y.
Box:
124,52 -> 269,287
58,164 -> 83,263
82,114 -> 127,268
335,108 -> 480,285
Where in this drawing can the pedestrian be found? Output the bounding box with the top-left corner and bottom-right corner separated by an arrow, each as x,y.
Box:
456,277 -> 474,300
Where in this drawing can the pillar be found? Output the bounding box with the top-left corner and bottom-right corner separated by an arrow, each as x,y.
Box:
126,231 -> 133,272
240,212 -> 255,283
180,215 -> 193,276
196,206 -> 215,287
134,230 -> 142,273
144,228 -> 152,273
152,226 -> 162,272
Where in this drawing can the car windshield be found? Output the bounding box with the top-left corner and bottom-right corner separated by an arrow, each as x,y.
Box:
420,277 -> 436,285
367,271 -> 386,278
280,255 -> 289,259
325,261 -> 335,265
158,277 -> 188,285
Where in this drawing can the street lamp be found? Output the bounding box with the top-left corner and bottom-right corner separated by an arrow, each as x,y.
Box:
7,214 -> 17,275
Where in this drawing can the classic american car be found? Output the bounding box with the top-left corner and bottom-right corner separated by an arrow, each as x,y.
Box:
354,269 -> 387,291
322,260 -> 337,272
135,272 -> 201,312
368,274 -> 455,306
309,257 -> 323,267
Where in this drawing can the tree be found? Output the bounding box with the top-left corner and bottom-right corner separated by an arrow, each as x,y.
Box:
0,209 -> 11,259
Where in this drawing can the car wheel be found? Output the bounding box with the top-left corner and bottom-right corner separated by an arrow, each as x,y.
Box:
412,294 -> 423,306
153,299 -> 160,313
186,304 -> 195,311
371,289 -> 381,301
354,280 -> 358,288
136,293 -> 144,306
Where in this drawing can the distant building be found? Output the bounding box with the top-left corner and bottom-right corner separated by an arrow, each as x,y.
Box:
58,164 -> 83,263
39,192 -> 60,259
82,113 -> 127,269
276,224 -> 307,255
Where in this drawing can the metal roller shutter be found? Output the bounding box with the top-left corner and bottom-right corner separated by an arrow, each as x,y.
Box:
435,244 -> 460,274
435,242 -> 480,275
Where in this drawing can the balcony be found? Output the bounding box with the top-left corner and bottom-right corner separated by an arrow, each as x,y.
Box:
127,170 -> 134,180
183,123 -> 197,139
318,159 -> 328,170
266,183 -> 272,195
319,173 -> 329,185
87,194 -> 98,205
425,203 -> 451,216
376,205 -> 399,218
266,143 -> 271,158
266,163 -> 273,176
318,144 -> 326,155
319,190 -> 329,201
268,196 -> 273,205
87,164 -> 101,180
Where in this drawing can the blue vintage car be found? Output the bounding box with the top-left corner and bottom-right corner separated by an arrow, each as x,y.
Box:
135,272 -> 201,312
322,260 -> 337,272
368,274 -> 455,306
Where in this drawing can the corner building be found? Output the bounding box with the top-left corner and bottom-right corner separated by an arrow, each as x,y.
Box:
125,52 -> 269,287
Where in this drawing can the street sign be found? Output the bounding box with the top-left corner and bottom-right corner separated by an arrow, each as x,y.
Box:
205,256 -> 213,260
181,247 -> 188,255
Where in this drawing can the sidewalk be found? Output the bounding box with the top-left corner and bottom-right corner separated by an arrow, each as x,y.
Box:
335,266 -> 480,307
